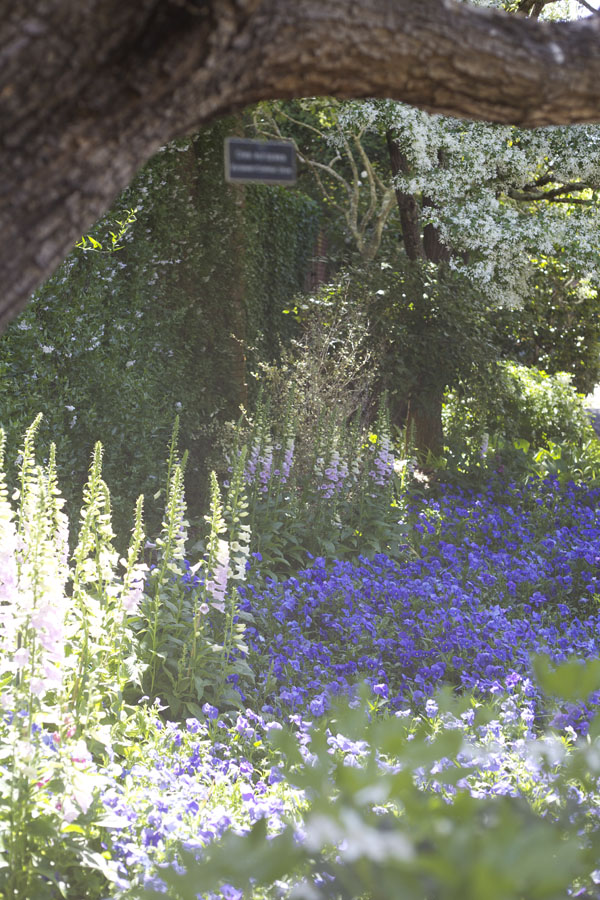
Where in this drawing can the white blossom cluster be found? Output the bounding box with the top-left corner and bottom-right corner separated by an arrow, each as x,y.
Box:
338,99 -> 600,306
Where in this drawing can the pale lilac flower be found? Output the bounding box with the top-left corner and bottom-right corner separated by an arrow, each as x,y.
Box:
12,647 -> 30,669
0,513 -> 18,605
122,565 -> 148,616
245,440 -> 261,484
29,677 -> 47,697
425,697 -> 439,718
321,450 -> 349,498
258,443 -> 273,493
480,432 -> 490,458
280,438 -> 295,483
42,660 -> 63,691
369,435 -> 394,486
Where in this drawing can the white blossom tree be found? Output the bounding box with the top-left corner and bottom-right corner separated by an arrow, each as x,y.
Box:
356,100 -> 600,307
254,43 -> 600,453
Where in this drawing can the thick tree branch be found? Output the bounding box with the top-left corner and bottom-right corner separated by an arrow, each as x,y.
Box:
507,181 -> 593,201
5,0 -> 600,327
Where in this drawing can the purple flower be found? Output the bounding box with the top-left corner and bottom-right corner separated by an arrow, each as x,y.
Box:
202,703 -> 219,720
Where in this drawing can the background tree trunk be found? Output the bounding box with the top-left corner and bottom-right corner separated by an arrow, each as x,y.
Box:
386,130 -> 425,262
408,383 -> 446,460
384,133 -> 449,457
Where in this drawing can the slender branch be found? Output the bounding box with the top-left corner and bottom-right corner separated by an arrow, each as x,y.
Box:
576,0 -> 600,15
272,107 -> 331,141
530,174 -> 553,188
538,196 -> 593,203
367,189 -> 397,260
252,107 -> 350,209
353,135 -> 378,230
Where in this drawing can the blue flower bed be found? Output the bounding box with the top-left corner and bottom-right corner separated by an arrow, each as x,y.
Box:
235,477 -> 600,730
100,475 -> 600,897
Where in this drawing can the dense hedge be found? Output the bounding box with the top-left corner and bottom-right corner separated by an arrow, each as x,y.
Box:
0,117 -> 318,536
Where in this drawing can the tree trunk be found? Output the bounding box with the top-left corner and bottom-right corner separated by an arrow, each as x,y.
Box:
407,383 -> 445,460
386,130 -> 425,262
4,1 -> 600,329
422,198 -> 451,264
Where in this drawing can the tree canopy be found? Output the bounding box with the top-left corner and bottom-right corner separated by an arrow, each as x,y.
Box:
3,0 -> 600,329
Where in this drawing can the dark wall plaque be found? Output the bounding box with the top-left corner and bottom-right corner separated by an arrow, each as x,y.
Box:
224,137 -> 297,185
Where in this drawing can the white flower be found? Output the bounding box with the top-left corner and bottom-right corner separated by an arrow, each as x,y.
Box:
12,647 -> 30,669
206,539 -> 229,608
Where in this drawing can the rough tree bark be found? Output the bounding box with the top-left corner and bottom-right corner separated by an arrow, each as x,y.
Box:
3,0 -> 600,331
386,130 -> 426,263
385,132 -> 452,457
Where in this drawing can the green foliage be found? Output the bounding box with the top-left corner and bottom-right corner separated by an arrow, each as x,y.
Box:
363,259 -> 496,418
494,255 -> 600,394
244,182 -> 320,366
142,679 -> 600,900
443,361 -> 597,480
134,423 -> 253,718
291,257 -> 496,443
76,208 -> 138,254
0,118 -> 317,540
274,275 -> 376,434
442,361 -> 600,487
532,655 -> 600,701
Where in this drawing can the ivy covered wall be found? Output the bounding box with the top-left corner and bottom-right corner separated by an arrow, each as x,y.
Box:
0,117 -> 319,536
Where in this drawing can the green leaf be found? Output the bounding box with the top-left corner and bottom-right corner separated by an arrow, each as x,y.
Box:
532,655 -> 600,701
61,823 -> 86,835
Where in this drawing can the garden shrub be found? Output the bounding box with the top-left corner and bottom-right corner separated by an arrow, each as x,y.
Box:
494,255 -> 600,395
494,362 -> 594,447
443,361 -> 597,478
